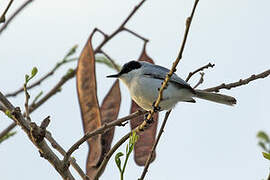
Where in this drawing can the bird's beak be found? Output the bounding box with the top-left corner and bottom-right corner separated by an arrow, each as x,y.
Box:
106,74 -> 120,78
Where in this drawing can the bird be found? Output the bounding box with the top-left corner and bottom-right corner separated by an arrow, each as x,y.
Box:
107,60 -> 236,111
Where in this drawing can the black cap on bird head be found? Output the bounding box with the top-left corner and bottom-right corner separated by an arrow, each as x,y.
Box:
106,60 -> 142,78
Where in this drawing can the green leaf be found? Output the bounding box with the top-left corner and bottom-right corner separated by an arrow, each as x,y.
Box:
5,110 -> 12,118
25,74 -> 29,83
31,67 -> 38,77
64,68 -> 75,78
258,141 -> 267,152
262,152 -> 270,160
65,44 -> 78,58
115,152 -> 124,172
257,131 -> 270,142
126,144 -> 129,155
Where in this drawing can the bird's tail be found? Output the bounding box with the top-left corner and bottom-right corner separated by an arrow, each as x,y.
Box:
194,90 -> 237,106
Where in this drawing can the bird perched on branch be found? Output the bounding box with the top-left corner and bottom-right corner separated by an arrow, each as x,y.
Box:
107,61 -> 236,111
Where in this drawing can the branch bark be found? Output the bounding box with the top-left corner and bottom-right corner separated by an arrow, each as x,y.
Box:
63,110 -> 147,166
139,110 -> 171,180
185,62 -> 215,82
0,0 -> 34,35
0,0 -> 14,23
138,0 -> 200,132
0,91 -> 75,180
204,69 -> 270,92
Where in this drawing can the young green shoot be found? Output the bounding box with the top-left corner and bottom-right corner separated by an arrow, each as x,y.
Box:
115,131 -> 138,180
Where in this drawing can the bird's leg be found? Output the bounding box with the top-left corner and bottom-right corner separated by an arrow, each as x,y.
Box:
152,101 -> 161,112
144,112 -> 154,124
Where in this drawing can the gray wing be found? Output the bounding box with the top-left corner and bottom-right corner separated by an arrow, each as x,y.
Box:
140,62 -> 195,93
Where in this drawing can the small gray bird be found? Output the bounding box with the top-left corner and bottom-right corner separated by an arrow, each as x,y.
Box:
107,61 -> 236,111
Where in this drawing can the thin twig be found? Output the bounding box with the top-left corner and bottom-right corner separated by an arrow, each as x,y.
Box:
5,57 -> 77,97
29,69 -> 76,114
0,122 -> 16,140
95,28 -> 108,38
193,72 -> 204,89
0,91 -> 75,179
3,0 -> 148,137
123,27 -> 149,42
139,110 -> 172,180
45,131 -> 89,180
94,0 -> 146,53
99,50 -> 121,72
1,69 -> 77,137
23,82 -> 31,121
139,0 -> 200,131
204,69 -> 270,92
93,132 -> 132,180
63,110 -> 147,166
0,0 -> 14,23
0,0 -> 34,35
185,62 -> 215,82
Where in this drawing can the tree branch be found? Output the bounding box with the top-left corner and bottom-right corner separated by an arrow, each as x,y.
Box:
63,110 -> 147,167
23,81 -> 31,121
94,0 -> 147,53
193,72 -> 204,89
185,62 -> 215,82
138,0 -> 200,132
0,0 -> 14,23
0,91 -> 75,179
139,110 -> 171,180
93,132 -> 132,180
45,131 -> 89,180
0,0 -> 34,35
0,69 -> 77,147
1,0 -> 149,141
123,27 -> 149,43
98,50 -> 121,72
203,69 -> 270,92
0,122 -> 16,140
5,46 -> 78,97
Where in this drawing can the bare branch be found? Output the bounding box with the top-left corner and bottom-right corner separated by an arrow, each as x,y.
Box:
204,69 -> 270,92
99,50 -> 121,72
119,0 -> 146,28
185,62 -> 215,82
93,132 -> 131,180
0,0 -> 34,35
140,0 -> 200,131
0,92 -> 75,179
29,69 -> 76,114
45,131 -> 89,180
139,110 -> 171,180
193,72 -> 204,89
2,0 -> 149,138
123,27 -> 149,43
63,110 -> 147,166
23,81 -> 31,121
0,0 -> 14,23
0,69 -> 77,144
6,48 -> 78,97
0,122 -> 16,140
94,28 -> 108,38
94,0 -> 147,53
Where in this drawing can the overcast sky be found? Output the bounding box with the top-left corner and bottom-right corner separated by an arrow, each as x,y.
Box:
1,0 -> 270,179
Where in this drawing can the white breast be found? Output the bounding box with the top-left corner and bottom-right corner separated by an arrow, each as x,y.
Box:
119,68 -> 194,111
127,75 -> 192,110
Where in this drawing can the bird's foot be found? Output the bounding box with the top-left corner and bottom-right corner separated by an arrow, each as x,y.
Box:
144,113 -> 154,124
152,101 -> 161,112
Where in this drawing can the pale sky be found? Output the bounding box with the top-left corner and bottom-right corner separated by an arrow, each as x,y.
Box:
0,0 -> 270,179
